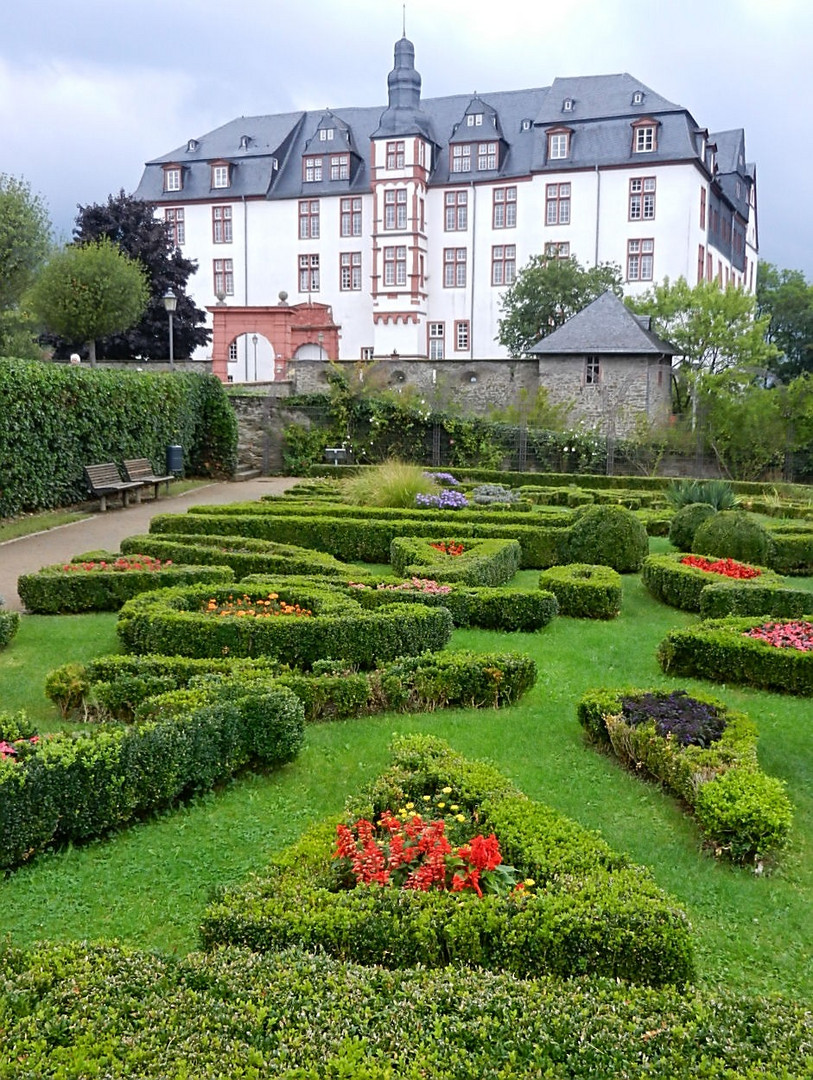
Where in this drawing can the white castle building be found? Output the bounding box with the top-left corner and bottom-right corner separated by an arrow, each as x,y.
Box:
135,35 -> 758,383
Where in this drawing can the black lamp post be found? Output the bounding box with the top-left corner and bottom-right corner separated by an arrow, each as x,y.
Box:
163,290 -> 178,370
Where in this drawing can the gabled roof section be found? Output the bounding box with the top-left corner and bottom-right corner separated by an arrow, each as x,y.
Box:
530,291 -> 677,356
304,111 -> 362,157
449,96 -> 504,142
533,74 -> 681,125
711,129 -> 747,175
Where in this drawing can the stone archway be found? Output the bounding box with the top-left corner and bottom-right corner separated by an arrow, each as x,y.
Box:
208,301 -> 340,383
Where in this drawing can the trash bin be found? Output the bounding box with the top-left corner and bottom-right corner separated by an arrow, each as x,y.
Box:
166,445 -> 183,475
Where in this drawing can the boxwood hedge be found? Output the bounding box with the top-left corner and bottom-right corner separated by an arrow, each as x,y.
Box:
0,360 -> 237,516
120,532 -> 358,579
0,607 -> 19,649
2,942 -> 811,1079
17,560 -> 234,614
46,650 -> 538,724
389,536 -> 521,586
201,735 -> 694,987
577,687 -> 793,863
642,552 -> 783,613
116,582 -> 454,668
0,686 -> 304,871
538,563 -> 622,619
658,616 -> 813,695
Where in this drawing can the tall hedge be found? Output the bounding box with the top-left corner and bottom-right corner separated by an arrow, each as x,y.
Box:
0,359 -> 238,515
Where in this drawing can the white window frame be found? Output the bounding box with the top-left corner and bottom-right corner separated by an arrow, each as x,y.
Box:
212,164 -> 230,189
164,167 -> 181,193
451,145 -> 471,173
548,133 -> 569,160
340,251 -> 362,291
428,322 -> 445,360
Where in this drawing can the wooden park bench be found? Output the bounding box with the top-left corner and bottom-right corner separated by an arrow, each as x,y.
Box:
83,463 -> 145,512
123,458 -> 174,500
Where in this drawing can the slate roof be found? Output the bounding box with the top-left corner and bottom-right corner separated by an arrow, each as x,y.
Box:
529,291 -> 677,356
134,38 -> 749,207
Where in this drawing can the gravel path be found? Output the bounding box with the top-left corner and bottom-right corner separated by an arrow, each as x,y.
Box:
0,478 -> 297,612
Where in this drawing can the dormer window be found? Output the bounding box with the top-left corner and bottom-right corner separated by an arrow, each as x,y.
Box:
163,166 -> 182,193
318,128 -> 335,141
186,139 -> 198,153
303,155 -> 323,182
632,120 -> 659,153
239,135 -> 251,150
329,154 -> 349,181
466,113 -> 483,126
520,119 -> 532,132
547,130 -> 571,160
451,145 -> 471,173
632,91 -> 644,105
477,142 -> 498,170
212,163 -> 230,189
563,98 -> 574,112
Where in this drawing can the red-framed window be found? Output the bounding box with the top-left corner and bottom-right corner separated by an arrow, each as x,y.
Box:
451,145 -> 471,173
627,238 -> 654,281
697,244 -> 705,284
165,208 -> 184,246
384,188 -> 407,230
493,186 -> 516,228
386,141 -> 405,169
491,244 -> 516,286
544,241 -> 570,259
340,197 -> 362,237
445,191 -> 468,231
340,252 -> 362,291
546,183 -> 571,225
212,206 -> 232,244
303,156 -> 322,182
213,258 -> 234,296
629,177 -> 656,221
298,253 -> 320,292
443,248 -> 467,288
454,320 -> 470,351
428,322 -> 444,360
383,246 -> 407,287
700,187 -> 707,230
298,200 -> 320,240
477,142 -> 497,171
329,155 -> 349,181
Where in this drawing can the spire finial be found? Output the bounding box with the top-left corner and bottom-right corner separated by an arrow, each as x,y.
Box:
402,3 -> 406,37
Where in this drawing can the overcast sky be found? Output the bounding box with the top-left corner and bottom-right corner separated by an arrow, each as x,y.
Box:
3,0 -> 811,278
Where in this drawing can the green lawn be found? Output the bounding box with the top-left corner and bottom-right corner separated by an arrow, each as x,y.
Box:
0,557 -> 811,1004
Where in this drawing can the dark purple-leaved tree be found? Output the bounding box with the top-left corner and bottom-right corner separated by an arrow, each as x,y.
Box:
51,190 -> 210,361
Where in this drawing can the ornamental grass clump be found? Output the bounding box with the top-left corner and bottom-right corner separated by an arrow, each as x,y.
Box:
342,460 -> 439,508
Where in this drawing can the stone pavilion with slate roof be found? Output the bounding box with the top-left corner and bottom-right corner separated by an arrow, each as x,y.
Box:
134,34 -> 757,385
530,290 -> 677,436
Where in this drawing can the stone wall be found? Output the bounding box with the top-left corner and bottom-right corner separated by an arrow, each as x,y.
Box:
292,358 -> 539,414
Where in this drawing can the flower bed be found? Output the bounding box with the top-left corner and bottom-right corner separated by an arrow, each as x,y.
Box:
679,555 -> 761,579
743,620 -> 813,651
658,615 -> 813,695
121,531 -> 357,579
201,735 -> 694,987
390,536 -> 521,586
642,552 -> 783,614
117,582 -> 453,668
203,591 -> 312,618
17,557 -> 235,614
538,563 -> 622,619
578,688 -> 793,864
415,489 -> 469,509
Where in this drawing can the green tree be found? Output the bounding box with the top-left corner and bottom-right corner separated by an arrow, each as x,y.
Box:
497,255 -> 623,357
27,238 -> 149,367
756,262 -> 813,379
0,174 -> 51,355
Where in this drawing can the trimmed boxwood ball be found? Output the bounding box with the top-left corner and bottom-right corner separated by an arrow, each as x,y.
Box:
668,502 -> 717,551
692,510 -> 775,567
566,504 -> 649,572
538,563 -> 622,619
116,581 -> 453,668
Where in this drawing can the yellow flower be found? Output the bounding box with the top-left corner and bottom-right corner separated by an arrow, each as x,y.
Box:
405,802 -> 415,810
442,787 -> 453,795
524,878 -> 535,888
450,804 -> 460,812
455,814 -> 466,823
437,802 -> 446,809
422,795 -> 431,802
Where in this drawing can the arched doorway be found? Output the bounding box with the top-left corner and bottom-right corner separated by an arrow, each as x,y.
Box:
227,333 -> 276,383
294,342 -> 329,362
